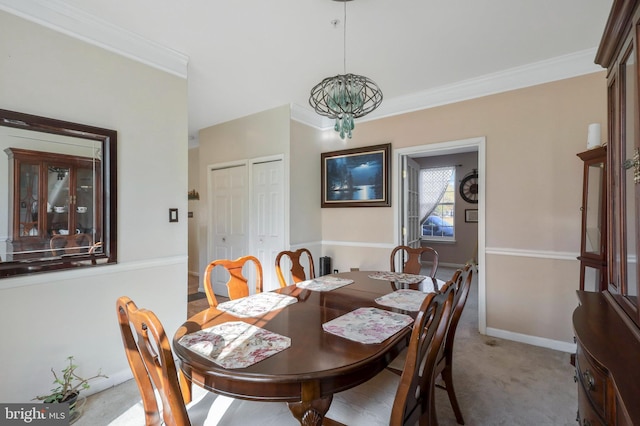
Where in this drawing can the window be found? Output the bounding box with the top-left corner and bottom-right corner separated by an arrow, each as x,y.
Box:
420,166 -> 455,240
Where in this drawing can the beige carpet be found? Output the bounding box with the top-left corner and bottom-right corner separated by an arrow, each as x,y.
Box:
328,266 -> 577,425
77,267 -> 577,425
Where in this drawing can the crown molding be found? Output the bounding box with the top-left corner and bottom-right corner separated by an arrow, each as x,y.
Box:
0,1 -> 601,131
0,0 -> 189,79
290,103 -> 330,130
292,48 -> 603,130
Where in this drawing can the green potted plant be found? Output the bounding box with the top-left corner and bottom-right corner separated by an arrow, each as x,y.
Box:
34,356 -> 107,418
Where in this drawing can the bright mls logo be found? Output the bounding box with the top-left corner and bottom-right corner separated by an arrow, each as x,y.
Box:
1,404 -> 68,425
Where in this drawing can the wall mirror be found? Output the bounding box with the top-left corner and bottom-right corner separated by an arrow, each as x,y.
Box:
0,109 -> 117,277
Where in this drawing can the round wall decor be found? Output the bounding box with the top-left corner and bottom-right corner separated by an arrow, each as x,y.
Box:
459,170 -> 478,204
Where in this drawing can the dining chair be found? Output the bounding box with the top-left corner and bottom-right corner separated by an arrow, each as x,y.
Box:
386,265 -> 473,424
203,255 -> 263,308
384,270 -> 456,367
116,296 -> 292,426
390,284 -> 455,426
325,286 -> 454,426
88,241 -> 102,254
49,233 -> 93,256
275,248 -> 315,287
116,296 -> 195,426
433,263 -> 474,425
390,245 -> 439,278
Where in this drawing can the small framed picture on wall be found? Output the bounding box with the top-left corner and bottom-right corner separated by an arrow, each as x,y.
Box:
465,209 -> 478,223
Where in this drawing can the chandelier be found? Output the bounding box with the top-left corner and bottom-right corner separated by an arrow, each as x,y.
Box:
309,0 -> 383,139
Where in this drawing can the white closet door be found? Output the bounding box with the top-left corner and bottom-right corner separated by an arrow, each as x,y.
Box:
251,159 -> 284,292
209,164 -> 248,296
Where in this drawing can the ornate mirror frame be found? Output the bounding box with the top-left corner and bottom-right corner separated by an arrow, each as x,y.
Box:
0,109 -> 117,277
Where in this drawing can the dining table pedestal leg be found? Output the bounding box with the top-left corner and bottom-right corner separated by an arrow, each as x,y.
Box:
287,394 -> 333,426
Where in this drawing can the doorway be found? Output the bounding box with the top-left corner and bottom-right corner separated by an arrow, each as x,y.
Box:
394,137 -> 486,334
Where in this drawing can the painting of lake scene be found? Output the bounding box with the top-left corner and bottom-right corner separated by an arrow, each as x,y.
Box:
321,143 -> 391,207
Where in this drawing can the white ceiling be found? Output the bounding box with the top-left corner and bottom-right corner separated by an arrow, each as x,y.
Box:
1,0 -> 613,141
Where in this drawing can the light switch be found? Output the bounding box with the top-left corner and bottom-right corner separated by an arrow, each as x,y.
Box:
169,208 -> 178,222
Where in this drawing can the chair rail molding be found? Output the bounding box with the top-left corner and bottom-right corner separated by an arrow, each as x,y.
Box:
485,247 -> 578,261
0,255 -> 187,291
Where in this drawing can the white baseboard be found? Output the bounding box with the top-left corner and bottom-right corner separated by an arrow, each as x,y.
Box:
486,327 -> 576,354
83,369 -> 133,397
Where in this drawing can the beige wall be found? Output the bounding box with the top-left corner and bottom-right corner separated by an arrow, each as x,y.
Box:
197,73 -> 605,347
196,105 -> 291,277
319,72 -> 607,345
198,105 -> 290,164
188,147 -> 200,274
0,11 -> 189,402
0,0 -> 604,407
196,114 -> 325,277
289,120 -> 323,263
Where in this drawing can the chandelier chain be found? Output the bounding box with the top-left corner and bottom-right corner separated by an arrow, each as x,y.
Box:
343,0 -> 347,74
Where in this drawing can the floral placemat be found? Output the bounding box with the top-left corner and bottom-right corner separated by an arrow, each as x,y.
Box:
322,307 -> 413,344
368,271 -> 428,284
178,321 -> 291,369
375,289 -> 429,312
296,276 -> 354,292
216,292 -> 297,318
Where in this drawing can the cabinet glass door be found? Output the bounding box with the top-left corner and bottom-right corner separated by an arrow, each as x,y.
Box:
610,36 -> 640,317
577,145 -> 607,291
584,161 -> 605,255
623,40 -> 638,302
75,167 -> 96,237
47,164 -> 70,236
18,161 -> 39,237
610,71 -> 621,295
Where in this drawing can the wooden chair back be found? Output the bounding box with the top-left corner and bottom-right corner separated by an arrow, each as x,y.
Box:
275,248 -> 315,287
203,255 -> 263,307
49,233 -> 92,256
390,245 -> 439,277
434,263 -> 474,424
390,285 -> 454,426
116,296 -> 191,426
442,263 -> 473,360
88,241 -> 102,254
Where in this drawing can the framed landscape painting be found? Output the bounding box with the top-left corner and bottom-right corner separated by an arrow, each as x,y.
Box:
321,143 -> 391,208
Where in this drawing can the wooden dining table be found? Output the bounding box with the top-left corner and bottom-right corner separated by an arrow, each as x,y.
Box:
173,270 -> 442,426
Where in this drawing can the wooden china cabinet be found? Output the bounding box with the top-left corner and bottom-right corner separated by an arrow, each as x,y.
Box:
572,0 -> 640,425
4,147 -> 101,260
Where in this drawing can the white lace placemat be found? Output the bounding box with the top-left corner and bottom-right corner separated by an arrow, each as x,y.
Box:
216,292 -> 297,318
178,321 -> 291,369
368,271 -> 427,284
322,307 -> 413,344
296,276 -> 354,292
375,289 -> 428,312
